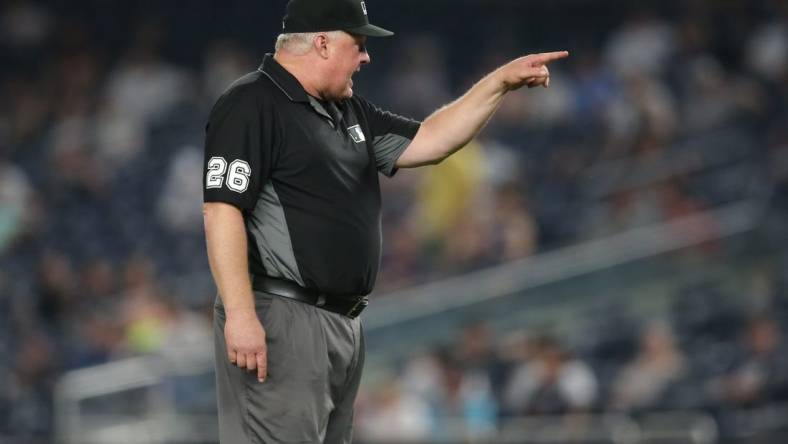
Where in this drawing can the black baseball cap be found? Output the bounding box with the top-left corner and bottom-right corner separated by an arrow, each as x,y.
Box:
282,0 -> 394,37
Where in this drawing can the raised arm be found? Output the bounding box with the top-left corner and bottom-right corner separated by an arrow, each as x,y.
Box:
396,51 -> 569,167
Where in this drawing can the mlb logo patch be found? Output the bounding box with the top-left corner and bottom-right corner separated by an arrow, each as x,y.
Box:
347,124 -> 366,143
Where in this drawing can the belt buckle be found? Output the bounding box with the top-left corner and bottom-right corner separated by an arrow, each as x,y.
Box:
345,298 -> 368,318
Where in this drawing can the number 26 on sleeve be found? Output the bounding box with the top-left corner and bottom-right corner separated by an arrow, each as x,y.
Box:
206,157 -> 250,193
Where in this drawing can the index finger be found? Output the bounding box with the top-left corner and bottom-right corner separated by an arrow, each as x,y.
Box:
257,351 -> 267,383
530,51 -> 570,66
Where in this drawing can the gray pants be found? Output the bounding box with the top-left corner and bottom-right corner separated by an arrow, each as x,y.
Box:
214,291 -> 365,443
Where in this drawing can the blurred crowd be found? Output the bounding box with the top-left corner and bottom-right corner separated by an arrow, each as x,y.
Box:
1,0 -> 788,441
355,272 -> 788,441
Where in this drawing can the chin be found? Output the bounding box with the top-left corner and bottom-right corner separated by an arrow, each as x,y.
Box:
334,88 -> 353,100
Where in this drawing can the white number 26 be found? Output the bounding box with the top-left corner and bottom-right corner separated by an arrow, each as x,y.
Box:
206,157 -> 251,193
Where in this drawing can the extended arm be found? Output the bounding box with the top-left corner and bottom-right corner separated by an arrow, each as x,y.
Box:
396,51 -> 569,167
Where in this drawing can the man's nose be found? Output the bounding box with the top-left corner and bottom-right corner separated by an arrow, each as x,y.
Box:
361,51 -> 371,65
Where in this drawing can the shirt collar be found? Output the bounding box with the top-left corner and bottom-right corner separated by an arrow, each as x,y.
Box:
258,53 -> 310,103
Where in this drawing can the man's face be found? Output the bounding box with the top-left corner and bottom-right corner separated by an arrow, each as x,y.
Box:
325,32 -> 370,100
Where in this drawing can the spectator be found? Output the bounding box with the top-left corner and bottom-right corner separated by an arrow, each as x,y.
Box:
384,35 -> 451,119
504,335 -> 598,415
746,22 -> 787,81
80,257 -> 118,304
0,161 -> 33,253
35,250 -> 78,324
157,146 -> 204,234
0,0 -> 52,51
604,10 -> 677,78
413,140 -> 488,243
609,321 -> 687,411
202,40 -> 253,102
491,182 -> 538,260
103,21 -> 190,128
355,377 -> 432,442
710,317 -> 788,406
453,322 -> 505,435
5,331 -> 58,439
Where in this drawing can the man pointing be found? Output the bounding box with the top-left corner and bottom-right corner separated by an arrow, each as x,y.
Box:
202,0 -> 568,442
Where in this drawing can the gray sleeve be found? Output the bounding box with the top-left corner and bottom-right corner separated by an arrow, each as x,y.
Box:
354,95 -> 420,177
373,133 -> 417,177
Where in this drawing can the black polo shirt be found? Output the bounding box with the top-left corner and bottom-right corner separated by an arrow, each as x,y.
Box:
203,54 -> 420,299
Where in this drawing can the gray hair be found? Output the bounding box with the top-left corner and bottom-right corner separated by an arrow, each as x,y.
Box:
274,31 -> 344,55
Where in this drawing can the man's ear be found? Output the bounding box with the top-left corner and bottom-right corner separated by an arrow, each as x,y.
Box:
313,33 -> 330,59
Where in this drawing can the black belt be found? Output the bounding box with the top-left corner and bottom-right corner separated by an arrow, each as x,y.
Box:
251,276 -> 368,319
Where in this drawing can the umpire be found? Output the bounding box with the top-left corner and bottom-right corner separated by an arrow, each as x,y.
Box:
202,0 -> 567,442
